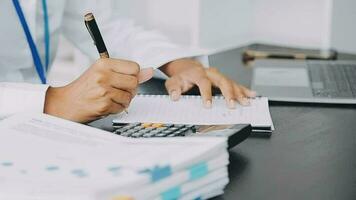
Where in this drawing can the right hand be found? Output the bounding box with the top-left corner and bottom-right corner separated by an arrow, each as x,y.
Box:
44,58 -> 153,123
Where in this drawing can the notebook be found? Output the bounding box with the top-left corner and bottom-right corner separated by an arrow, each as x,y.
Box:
114,95 -> 274,130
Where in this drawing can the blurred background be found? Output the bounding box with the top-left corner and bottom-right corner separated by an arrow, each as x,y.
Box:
49,0 -> 356,86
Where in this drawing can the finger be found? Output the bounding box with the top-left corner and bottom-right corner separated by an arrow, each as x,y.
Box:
109,73 -> 138,92
138,68 -> 154,83
165,77 -> 183,101
205,68 -> 236,109
109,89 -> 133,108
131,88 -> 138,98
233,84 -> 250,106
108,101 -> 125,114
240,85 -> 257,98
195,78 -> 212,108
97,58 -> 140,75
218,79 -> 236,109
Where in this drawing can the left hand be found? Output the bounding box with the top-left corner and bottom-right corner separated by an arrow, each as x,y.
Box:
160,58 -> 257,109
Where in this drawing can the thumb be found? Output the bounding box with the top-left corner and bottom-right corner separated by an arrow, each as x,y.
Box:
138,68 -> 154,84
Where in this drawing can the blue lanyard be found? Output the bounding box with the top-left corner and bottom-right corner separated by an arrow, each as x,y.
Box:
12,0 -> 50,84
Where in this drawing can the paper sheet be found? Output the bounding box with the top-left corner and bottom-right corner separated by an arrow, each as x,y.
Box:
114,95 -> 274,128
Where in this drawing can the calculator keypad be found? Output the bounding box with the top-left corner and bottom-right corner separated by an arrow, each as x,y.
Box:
113,123 -> 196,138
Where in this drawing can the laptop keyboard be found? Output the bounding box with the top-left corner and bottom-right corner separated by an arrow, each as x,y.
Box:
308,62 -> 356,98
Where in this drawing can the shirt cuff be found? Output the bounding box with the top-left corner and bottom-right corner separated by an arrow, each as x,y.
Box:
0,83 -> 49,118
194,55 -> 210,68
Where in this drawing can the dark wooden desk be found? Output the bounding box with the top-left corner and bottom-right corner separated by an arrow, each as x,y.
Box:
90,47 -> 356,200
212,48 -> 356,200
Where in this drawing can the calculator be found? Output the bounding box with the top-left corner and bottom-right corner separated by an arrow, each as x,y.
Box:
112,122 -> 252,149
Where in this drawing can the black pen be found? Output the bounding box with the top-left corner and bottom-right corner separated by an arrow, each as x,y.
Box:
84,13 -> 109,58
84,13 -> 128,114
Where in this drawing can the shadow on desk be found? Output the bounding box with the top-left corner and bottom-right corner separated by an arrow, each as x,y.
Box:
212,150 -> 249,200
228,151 -> 250,181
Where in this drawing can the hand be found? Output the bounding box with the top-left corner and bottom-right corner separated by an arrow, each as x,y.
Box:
44,58 -> 153,123
160,58 -> 256,108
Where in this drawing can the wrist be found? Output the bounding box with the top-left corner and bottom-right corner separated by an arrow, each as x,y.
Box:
160,58 -> 203,77
44,86 -> 66,117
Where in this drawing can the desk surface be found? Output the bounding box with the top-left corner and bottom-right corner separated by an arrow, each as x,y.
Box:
90,47 -> 356,200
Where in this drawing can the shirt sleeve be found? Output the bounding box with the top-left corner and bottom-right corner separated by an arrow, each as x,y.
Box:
0,83 -> 49,119
61,0 -> 204,70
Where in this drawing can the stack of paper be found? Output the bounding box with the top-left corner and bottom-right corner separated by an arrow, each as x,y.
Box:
0,114 -> 230,200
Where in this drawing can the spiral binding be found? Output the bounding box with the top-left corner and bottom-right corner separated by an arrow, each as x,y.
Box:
137,94 -> 262,100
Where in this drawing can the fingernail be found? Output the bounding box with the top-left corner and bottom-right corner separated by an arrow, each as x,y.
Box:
249,91 -> 257,97
240,98 -> 250,106
228,99 -> 236,109
204,100 -> 212,109
170,91 -> 179,101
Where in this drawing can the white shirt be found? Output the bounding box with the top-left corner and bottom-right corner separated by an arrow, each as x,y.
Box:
0,0 -> 205,119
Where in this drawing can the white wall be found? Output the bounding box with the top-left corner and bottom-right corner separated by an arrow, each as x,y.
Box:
199,0 -> 252,50
112,0 -> 253,51
250,0 -> 333,49
112,0 -> 200,46
111,0 -> 337,51
331,0 -> 356,53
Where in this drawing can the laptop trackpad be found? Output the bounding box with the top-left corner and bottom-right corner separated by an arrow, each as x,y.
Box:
254,67 -> 309,87
252,67 -> 313,99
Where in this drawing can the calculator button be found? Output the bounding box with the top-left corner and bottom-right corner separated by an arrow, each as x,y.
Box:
174,124 -> 186,128
114,129 -> 122,133
138,129 -> 150,134
143,133 -> 155,137
152,123 -> 164,128
113,125 -> 123,129
126,130 -> 138,135
142,134 -> 152,138
167,134 -> 176,137
148,130 -> 159,135
114,130 -> 122,135
131,132 -> 145,138
125,124 -> 136,129
180,127 -> 189,132
119,128 -> 128,132
163,130 -> 173,135
156,127 -> 168,132
142,123 -> 152,128
145,127 -> 156,132
186,125 -> 195,129
164,124 -> 174,128
169,127 -> 179,132
174,131 -> 185,136
121,132 -> 132,137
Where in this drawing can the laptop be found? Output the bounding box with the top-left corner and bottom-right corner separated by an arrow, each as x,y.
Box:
251,59 -> 356,104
